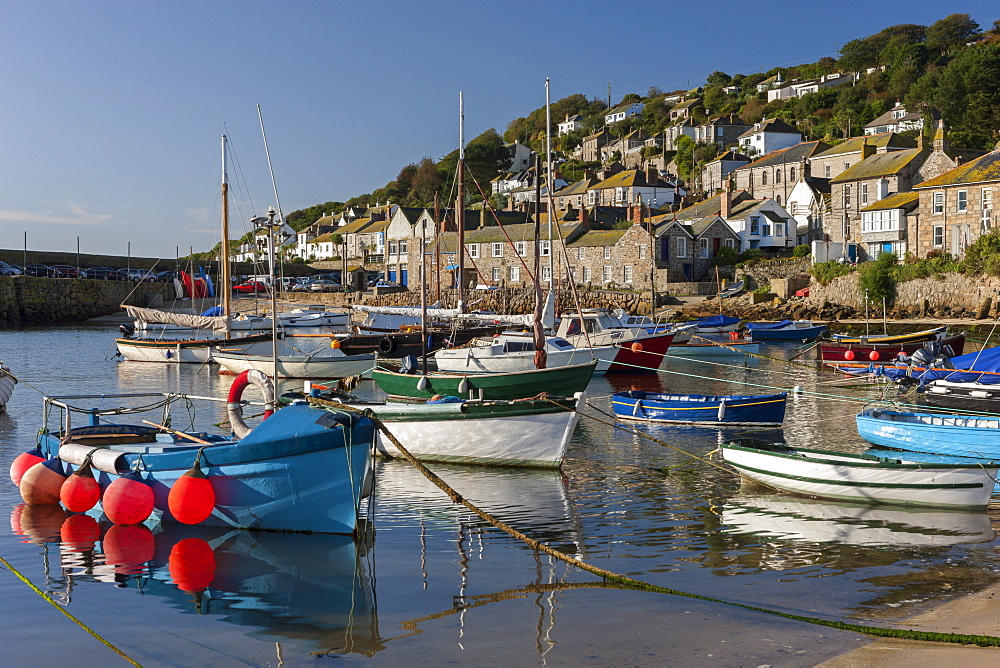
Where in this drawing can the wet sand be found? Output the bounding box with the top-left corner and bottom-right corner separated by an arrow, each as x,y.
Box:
819,583 -> 1000,665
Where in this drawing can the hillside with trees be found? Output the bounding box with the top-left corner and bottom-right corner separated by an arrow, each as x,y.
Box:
283,13 -> 1000,230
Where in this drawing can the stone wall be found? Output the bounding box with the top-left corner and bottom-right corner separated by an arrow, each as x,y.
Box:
807,272 -> 1000,317
0,277 -> 168,328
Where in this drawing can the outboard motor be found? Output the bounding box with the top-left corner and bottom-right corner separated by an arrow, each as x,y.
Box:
399,354 -> 419,375
118,323 -> 136,338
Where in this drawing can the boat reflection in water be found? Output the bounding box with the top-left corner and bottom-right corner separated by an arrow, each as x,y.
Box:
722,493 -> 995,547
10,505 -> 381,657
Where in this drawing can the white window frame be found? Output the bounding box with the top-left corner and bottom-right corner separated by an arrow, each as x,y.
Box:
933,192 -> 944,214
398,240 -> 407,254
468,243 -> 479,258
624,265 -> 634,283
540,240 -> 551,257
602,265 -> 612,283
582,266 -> 591,282
509,265 -> 520,282
603,246 -> 611,260
491,267 -> 501,282
861,183 -> 868,206
676,237 -> 688,258
699,238 -> 709,258
388,241 -> 398,255
515,241 -> 527,257
724,238 -> 736,248
639,244 -> 647,259
933,225 -> 944,247
541,266 -> 552,283
491,242 -> 503,257
957,190 -> 968,213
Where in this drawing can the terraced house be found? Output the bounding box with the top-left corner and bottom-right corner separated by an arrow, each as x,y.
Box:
912,144 -> 1000,258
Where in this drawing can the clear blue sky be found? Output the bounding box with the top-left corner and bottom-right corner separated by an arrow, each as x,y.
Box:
1,0 -> 996,258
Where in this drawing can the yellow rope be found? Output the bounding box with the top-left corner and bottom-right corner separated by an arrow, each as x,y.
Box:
0,555 -> 142,666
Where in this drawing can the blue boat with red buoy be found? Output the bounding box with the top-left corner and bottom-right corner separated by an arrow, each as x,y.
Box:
10,370 -> 374,536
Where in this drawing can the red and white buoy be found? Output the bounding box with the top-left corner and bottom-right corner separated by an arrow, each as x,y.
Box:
102,471 -> 154,525
19,459 -> 68,506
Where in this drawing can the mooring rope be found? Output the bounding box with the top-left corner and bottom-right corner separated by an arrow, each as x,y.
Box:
306,396 -> 1000,648
0,555 -> 142,666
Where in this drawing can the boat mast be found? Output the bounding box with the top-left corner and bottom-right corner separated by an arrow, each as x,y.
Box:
456,91 -> 466,313
532,154 -> 546,369
221,135 -> 232,332
545,79 -> 554,287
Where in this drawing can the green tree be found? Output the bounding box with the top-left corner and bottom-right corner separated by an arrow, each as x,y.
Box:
409,157 -> 444,205
706,70 -> 732,86
932,43 -> 1000,148
858,252 -> 897,304
926,13 -> 980,55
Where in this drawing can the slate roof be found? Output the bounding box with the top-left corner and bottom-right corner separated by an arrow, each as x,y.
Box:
830,148 -> 927,183
740,141 -> 829,169
431,222 -> 584,252
860,192 -> 919,211
670,190 -> 755,220
706,150 -> 752,165
738,118 -> 800,138
339,217 -> 374,235
566,229 -> 630,248
913,149 -> 1000,188
590,169 -> 669,190
864,107 -> 923,129
393,207 -> 425,224
811,132 -> 915,158
607,102 -> 641,116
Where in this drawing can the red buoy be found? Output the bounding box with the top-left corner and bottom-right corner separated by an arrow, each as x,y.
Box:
169,537 -> 216,592
102,471 -> 154,525
630,341 -> 644,353
102,523 -> 155,574
19,459 -> 68,506
10,446 -> 45,486
843,349 -> 855,361
869,350 -> 880,361
168,465 -> 216,525
60,513 -> 101,552
60,462 -> 101,513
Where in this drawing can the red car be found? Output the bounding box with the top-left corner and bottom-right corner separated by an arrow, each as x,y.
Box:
233,281 -> 268,293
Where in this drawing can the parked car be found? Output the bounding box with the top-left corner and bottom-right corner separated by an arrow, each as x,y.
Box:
83,267 -> 120,280
0,261 -> 23,276
116,268 -> 150,282
233,280 -> 268,293
154,270 -> 177,282
310,279 -> 340,292
23,264 -> 57,277
290,279 -> 312,292
49,264 -> 81,278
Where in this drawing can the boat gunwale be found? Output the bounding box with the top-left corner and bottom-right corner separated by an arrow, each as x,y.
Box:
722,440 -> 998,470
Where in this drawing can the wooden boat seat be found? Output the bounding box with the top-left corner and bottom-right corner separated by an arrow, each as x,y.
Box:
64,433 -> 157,446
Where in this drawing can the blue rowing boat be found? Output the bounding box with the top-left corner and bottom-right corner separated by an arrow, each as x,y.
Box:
611,391 -> 787,426
744,320 -> 827,341
32,389 -> 374,535
856,406 -> 1000,462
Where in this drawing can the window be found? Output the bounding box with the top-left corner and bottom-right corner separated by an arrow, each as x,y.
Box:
624,265 -> 634,283
587,190 -> 596,205
790,167 -> 796,181
468,243 -> 479,258
861,183 -> 868,206
602,265 -> 612,282
639,244 -> 647,259
540,240 -> 551,256
761,171 -> 768,186
775,169 -> 781,183
699,238 -> 709,258
398,240 -> 407,254
749,217 -> 761,235
582,266 -> 591,282
388,241 -> 398,255
491,242 -> 503,257
957,190 -> 968,212
509,265 -> 520,282
724,238 -> 736,249
775,223 -> 784,237
749,240 -> 760,249
515,241 -> 527,257
615,187 -> 625,203
541,266 -> 552,283
983,188 -> 993,210
933,192 -> 944,214
676,237 -> 688,258
824,164 -> 831,178
492,267 -> 501,283
843,185 -> 852,208
933,225 -> 944,247
577,247 -> 584,260
761,220 -> 771,236
603,246 -> 611,259
844,162 -> 850,171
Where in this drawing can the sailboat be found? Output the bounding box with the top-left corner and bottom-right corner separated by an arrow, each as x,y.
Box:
115,135 -> 279,363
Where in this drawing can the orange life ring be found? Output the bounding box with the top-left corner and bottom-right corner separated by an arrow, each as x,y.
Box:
227,369 -> 276,438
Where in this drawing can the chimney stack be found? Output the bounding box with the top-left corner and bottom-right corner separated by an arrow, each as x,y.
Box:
633,200 -> 644,226
934,119 -> 949,153
861,138 -> 875,160
720,178 -> 733,218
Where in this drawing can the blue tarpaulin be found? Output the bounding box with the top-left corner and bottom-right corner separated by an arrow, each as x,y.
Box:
691,315 -> 741,328
745,320 -> 793,331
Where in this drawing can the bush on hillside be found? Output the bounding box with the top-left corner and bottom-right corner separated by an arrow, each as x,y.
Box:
811,260 -> 855,285
858,252 -> 897,304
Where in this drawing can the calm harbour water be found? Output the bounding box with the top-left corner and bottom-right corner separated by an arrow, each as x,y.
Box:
2,324 -> 1000,666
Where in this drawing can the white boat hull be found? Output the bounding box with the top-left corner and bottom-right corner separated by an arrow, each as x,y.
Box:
278,311 -> 350,328
0,366 -> 15,409
435,345 -> 616,374
116,338 -> 276,363
722,443 -> 998,509
214,351 -> 375,379
369,394 -> 583,468
666,342 -> 759,358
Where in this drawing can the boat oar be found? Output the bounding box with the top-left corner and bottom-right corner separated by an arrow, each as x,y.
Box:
142,420 -> 213,445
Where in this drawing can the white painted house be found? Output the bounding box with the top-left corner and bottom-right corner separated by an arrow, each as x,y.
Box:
737,118 -> 803,158
605,102 -> 644,125
557,114 -> 584,135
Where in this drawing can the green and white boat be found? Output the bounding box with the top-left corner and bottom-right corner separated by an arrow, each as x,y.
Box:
722,438 -> 999,509
351,393 -> 584,468
371,360 -> 597,402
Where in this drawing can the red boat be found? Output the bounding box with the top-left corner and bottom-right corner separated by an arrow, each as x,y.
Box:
818,332 -> 966,364
605,332 -> 675,373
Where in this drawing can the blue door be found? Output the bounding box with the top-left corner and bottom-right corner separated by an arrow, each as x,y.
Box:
388,270 -> 397,283
401,269 -> 408,286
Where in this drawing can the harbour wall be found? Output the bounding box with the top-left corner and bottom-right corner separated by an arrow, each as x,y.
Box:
807,272 -> 1000,318
0,277 -> 168,328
